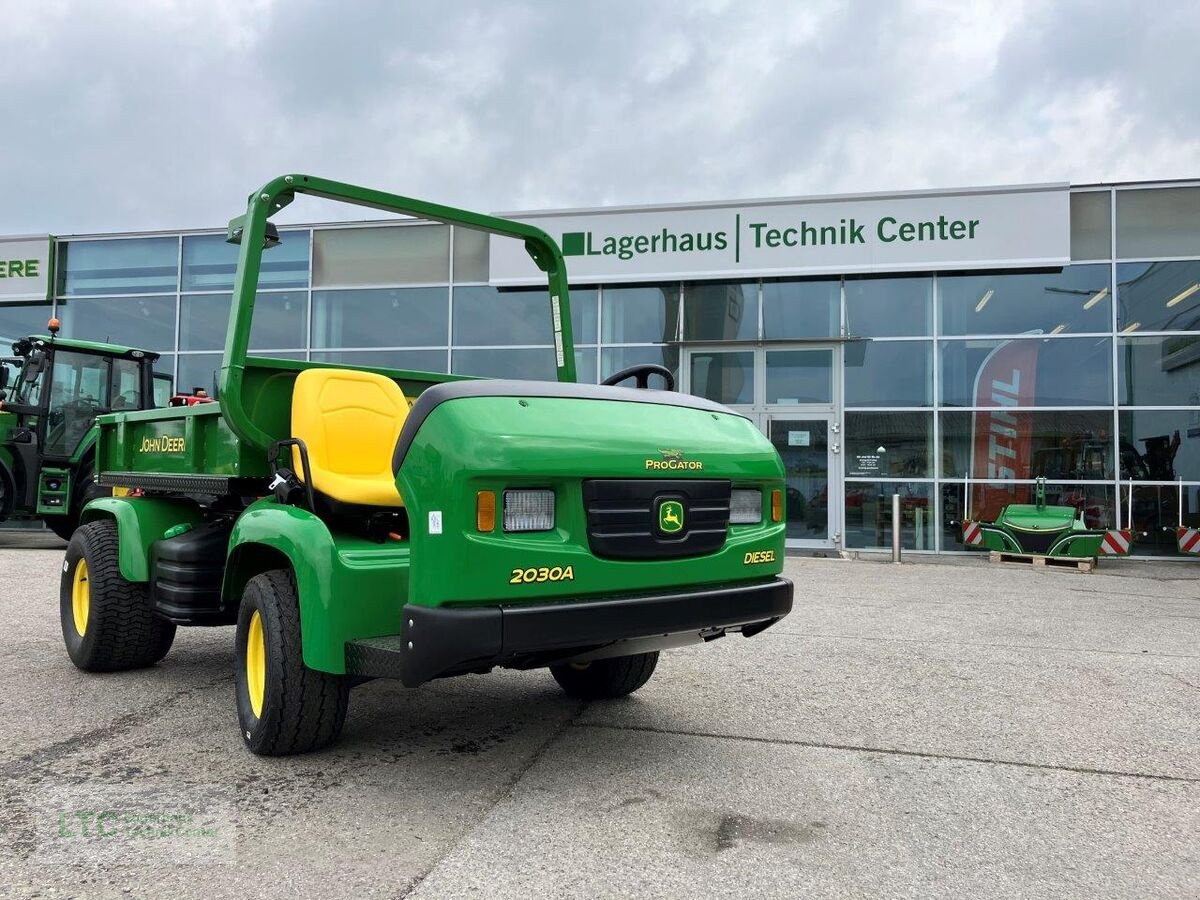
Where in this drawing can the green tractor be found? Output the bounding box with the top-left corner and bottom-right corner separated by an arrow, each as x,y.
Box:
59,175 -> 793,755
0,325 -> 172,538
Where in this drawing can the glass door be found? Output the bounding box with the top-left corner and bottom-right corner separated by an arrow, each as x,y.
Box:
769,414 -> 838,548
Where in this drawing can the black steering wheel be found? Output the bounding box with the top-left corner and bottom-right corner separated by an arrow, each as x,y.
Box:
602,364 -> 675,391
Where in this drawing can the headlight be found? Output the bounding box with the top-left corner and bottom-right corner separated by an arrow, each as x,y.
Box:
730,489 -> 763,524
504,489 -> 555,532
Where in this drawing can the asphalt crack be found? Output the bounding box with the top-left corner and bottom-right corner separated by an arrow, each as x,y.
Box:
573,722 -> 1200,785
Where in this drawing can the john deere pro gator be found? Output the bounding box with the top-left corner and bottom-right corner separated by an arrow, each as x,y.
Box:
59,175 -> 793,755
0,325 -> 171,537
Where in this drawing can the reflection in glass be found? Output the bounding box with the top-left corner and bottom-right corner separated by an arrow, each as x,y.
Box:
941,410 -> 1114,480
58,296 -> 177,351
0,302 -> 53,344
770,419 -> 830,541
1116,261 -> 1200,332
845,341 -> 931,407
574,348 -> 598,384
683,282 -> 757,340
312,225 -> 449,287
1128,483 -> 1200,556
940,337 -> 1112,407
181,232 -> 309,291
453,347 -> 557,381
939,266 -> 1110,336
601,284 -> 680,344
178,352 -> 304,397
310,349 -> 447,373
181,292 -> 308,351
1118,335 -> 1200,407
961,481 -> 1115,531
58,238 -> 178,296
600,346 -> 679,385
312,288 -> 447,349
845,412 -> 931,477
843,481 -> 934,550
1119,410 -> 1199,481
454,287 -> 553,346
762,278 -> 838,339
845,276 -> 931,337
689,351 -> 753,404
766,349 -> 832,404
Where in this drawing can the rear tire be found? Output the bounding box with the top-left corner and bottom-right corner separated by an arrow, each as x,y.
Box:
234,570 -> 349,756
60,520 -> 176,671
550,651 -> 659,700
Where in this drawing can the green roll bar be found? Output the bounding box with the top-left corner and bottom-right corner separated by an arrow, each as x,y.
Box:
220,174 -> 575,453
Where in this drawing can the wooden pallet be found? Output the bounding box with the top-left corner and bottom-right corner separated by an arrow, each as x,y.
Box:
988,550 -> 1095,573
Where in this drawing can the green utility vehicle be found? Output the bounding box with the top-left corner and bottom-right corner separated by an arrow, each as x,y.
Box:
60,175 -> 793,755
0,325 -> 171,538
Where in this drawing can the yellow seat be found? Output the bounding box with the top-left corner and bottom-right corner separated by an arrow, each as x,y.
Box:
290,368 -> 409,507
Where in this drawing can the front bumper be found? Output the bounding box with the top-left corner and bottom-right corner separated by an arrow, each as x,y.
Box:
345,576 -> 793,687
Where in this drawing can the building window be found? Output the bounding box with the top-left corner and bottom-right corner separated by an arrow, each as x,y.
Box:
845,340 -> 932,407
182,232 -> 309,291
765,348 -> 833,404
845,412 -> 932,477
689,350 -> 753,404
311,349 -> 447,374
58,238 -> 178,296
940,410 -> 1114,480
1118,335 -> 1200,406
938,266 -> 1111,336
181,291 -> 307,351
57,296 -> 177,351
1070,191 -> 1111,261
683,281 -> 757,341
601,284 -> 680,344
762,277 -> 838,339
312,225 -> 449,287
940,337 -> 1112,408
312,287 -> 448,349
845,275 -> 931,337
1116,186 -> 1200,259
1116,261 -> 1200,332
1118,410 -> 1200,482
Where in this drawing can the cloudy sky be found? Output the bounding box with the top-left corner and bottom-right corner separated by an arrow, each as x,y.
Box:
2,0 -> 1197,234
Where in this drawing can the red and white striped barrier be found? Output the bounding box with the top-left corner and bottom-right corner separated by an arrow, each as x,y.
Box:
1178,526 -> 1200,555
1099,529 -> 1132,556
962,521 -> 983,547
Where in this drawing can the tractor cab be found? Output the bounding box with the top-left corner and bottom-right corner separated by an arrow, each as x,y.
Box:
0,319 -> 167,537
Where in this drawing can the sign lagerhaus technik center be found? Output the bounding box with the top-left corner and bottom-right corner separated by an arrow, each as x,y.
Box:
489,184 -> 1068,285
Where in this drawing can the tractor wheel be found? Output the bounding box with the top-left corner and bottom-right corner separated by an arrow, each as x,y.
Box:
234,570 -> 349,756
60,520 -> 176,671
550,651 -> 659,700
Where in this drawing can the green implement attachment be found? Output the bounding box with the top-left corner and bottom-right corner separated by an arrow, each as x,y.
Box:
961,479 -> 1132,558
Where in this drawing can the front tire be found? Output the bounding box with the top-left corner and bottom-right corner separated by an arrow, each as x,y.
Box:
550,652 -> 659,700
234,570 -> 349,756
60,520 -> 176,671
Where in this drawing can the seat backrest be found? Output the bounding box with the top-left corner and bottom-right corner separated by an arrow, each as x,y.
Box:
290,368 -> 410,506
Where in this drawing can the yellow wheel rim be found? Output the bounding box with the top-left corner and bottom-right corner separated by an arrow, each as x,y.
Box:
71,559 -> 90,637
246,610 -> 266,719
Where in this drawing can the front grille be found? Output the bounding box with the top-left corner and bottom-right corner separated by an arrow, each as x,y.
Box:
583,479 -> 731,560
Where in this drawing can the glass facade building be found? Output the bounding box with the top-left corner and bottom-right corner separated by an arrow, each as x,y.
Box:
3,180 -> 1199,555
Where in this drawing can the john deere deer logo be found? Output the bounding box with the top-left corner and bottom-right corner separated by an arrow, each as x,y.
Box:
658,499 -> 684,534
645,449 -> 703,471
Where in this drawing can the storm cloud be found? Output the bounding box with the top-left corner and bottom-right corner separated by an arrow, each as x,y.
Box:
1,0 -> 1196,234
